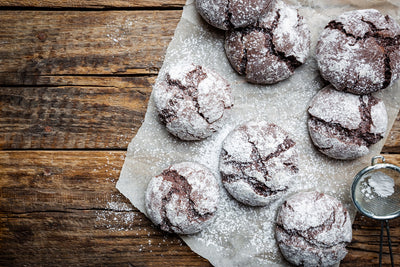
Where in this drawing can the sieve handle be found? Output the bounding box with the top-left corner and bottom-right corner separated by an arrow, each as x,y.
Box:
379,220 -> 394,267
371,155 -> 386,166
379,221 -> 383,267
386,221 -> 394,267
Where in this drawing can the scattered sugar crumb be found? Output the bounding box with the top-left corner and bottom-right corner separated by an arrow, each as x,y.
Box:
94,196 -> 136,232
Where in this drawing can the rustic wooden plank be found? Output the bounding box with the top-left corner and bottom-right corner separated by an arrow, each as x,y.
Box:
381,153 -> 400,165
0,212 -> 211,266
0,0 -> 186,8
0,77 -> 152,149
0,151 -> 126,212
1,151 -> 399,265
382,112 -> 400,153
0,10 -> 180,85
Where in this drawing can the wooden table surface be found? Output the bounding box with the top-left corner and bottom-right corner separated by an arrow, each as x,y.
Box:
0,1 -> 399,266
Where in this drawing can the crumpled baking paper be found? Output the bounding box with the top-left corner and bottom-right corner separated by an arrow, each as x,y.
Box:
117,0 -> 400,265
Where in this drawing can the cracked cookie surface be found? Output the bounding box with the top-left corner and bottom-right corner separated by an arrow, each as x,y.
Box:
219,120 -> 298,206
224,0 -> 310,84
307,86 -> 387,160
154,63 -> 233,141
316,9 -> 400,95
195,0 -> 274,30
276,191 -> 352,267
145,162 -> 220,234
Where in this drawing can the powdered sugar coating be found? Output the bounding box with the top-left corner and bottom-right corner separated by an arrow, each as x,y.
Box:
224,0 -> 310,84
154,63 -> 233,140
371,100 -> 388,134
276,191 -> 352,267
145,162 -> 220,235
195,0 -> 274,30
308,86 -> 388,160
316,9 -> 400,95
259,0 -> 310,63
219,120 -> 298,206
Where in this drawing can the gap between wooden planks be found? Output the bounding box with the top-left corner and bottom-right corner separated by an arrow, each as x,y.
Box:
0,150 -> 399,266
0,0 -> 186,9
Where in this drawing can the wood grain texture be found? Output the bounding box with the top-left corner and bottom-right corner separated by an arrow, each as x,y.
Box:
383,113 -> 400,153
0,10 -> 180,85
0,77 -> 152,149
0,0 -> 186,8
0,151 -> 399,266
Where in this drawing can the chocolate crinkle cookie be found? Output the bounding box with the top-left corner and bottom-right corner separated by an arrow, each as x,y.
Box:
145,162 -> 220,235
316,9 -> 400,95
195,0 -> 274,30
219,120 -> 298,206
308,86 -> 387,160
224,0 -> 310,84
276,191 -> 352,267
154,63 -> 233,141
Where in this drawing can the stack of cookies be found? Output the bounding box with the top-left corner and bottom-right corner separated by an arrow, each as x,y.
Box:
308,9 -> 399,160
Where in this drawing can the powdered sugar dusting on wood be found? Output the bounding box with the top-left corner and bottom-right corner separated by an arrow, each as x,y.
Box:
95,198 -> 137,232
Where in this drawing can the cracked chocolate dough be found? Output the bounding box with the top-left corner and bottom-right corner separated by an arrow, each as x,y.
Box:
219,120 -> 298,206
154,63 -> 233,141
276,191 -> 352,267
308,86 -> 388,160
195,0 -> 274,30
224,0 -> 310,84
145,162 -> 220,235
316,9 -> 400,95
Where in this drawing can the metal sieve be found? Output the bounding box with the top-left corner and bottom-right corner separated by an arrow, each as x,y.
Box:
351,155 -> 400,267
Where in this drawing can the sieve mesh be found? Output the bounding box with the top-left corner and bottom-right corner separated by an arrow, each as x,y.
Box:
352,165 -> 400,220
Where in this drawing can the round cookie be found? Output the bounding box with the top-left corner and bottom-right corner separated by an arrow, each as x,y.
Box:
154,63 -> 233,141
219,120 -> 298,206
195,0 -> 274,30
224,0 -> 310,84
145,162 -> 220,235
276,191 -> 352,267
308,86 -> 387,160
316,9 -> 400,95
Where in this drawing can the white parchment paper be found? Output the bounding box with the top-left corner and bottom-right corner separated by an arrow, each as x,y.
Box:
117,0 -> 400,265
